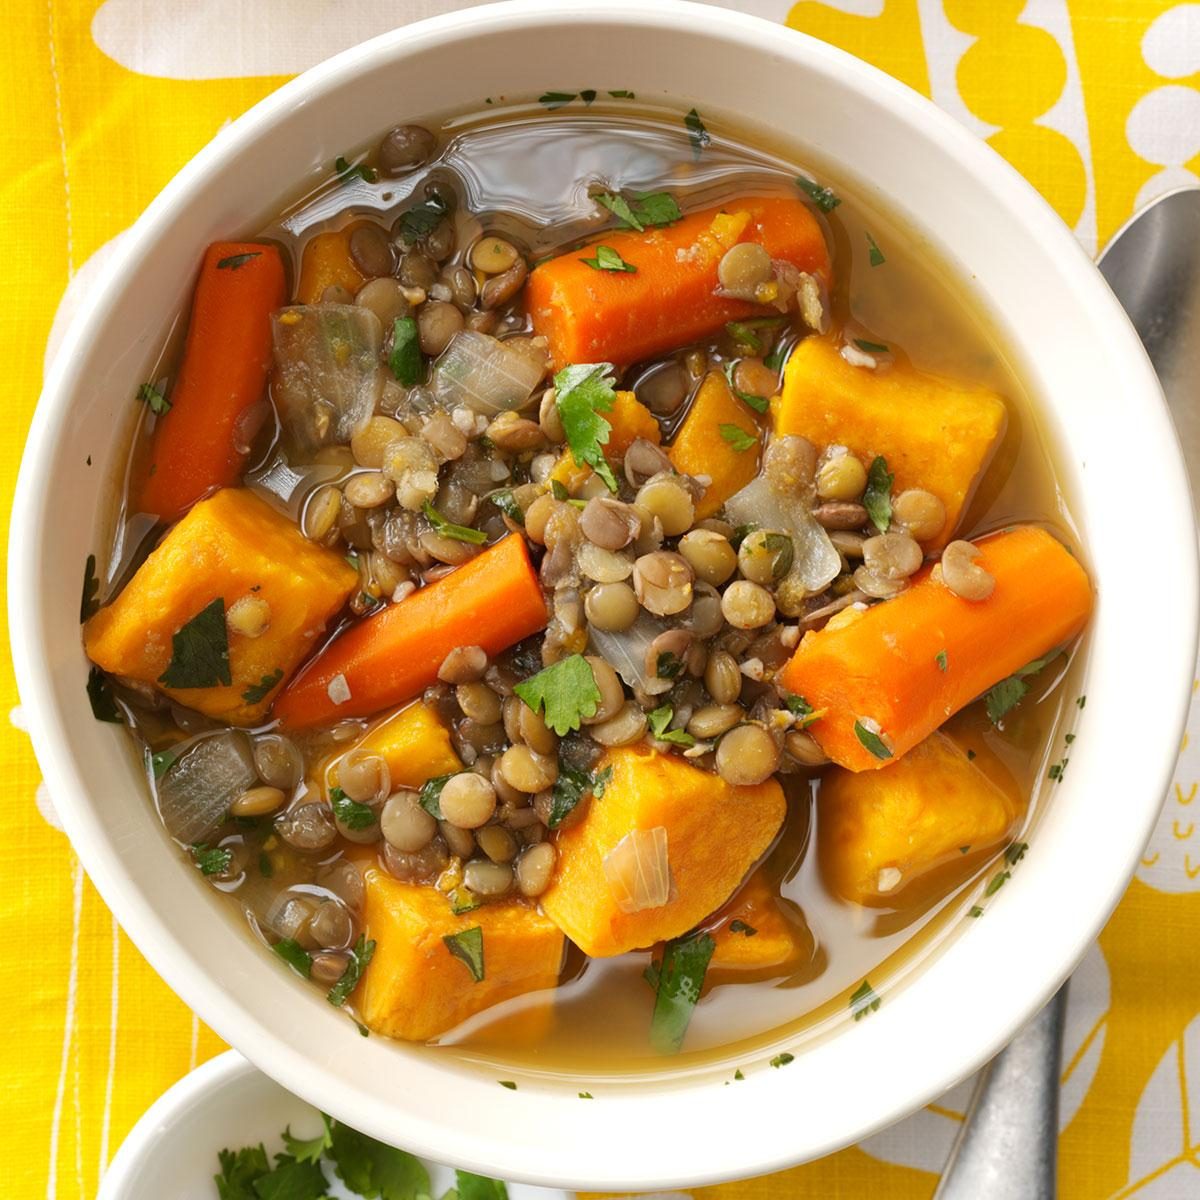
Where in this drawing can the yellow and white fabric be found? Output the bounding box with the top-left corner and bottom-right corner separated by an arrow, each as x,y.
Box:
3,2 -> 1200,1196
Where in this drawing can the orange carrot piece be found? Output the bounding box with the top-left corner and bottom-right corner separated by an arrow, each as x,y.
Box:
273,535 -> 548,729
296,221 -> 370,305
138,243 -> 287,522
527,196 -> 830,368
779,526 -> 1093,771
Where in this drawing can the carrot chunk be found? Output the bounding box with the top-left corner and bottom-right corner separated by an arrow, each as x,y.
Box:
527,196 -> 830,368
138,243 -> 287,522
779,526 -> 1092,771
273,534 -> 548,729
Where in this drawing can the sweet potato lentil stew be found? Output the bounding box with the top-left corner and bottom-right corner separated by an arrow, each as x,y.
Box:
83,101 -> 1092,1067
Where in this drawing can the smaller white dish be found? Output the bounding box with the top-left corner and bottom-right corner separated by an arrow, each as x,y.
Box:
98,1050 -> 572,1200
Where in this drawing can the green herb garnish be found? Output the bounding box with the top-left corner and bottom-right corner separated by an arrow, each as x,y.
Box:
492,489 -> 525,526
580,244 -> 637,273
770,1052 -> 795,1068
722,360 -> 769,413
388,315 -> 425,385
594,189 -> 682,232
397,193 -> 449,242
608,89 -> 635,98
80,553 -> 100,622
684,108 -> 710,158
87,667 -> 121,723
650,930 -> 716,1053
241,668 -> 283,705
215,1144 -> 270,1200
418,773 -> 453,819
330,786 -> 376,831
548,761 -> 611,829
157,597 -> 231,689
513,654 -> 601,735
191,843 -> 232,876
216,251 -> 262,271
498,1080 -> 517,1090
457,1170 -> 510,1200
335,155 -> 377,185
423,500 -> 488,545
729,919 -> 757,937
326,1116 -> 429,1198
935,650 -> 948,672
550,479 -> 570,501
850,979 -> 881,1020
853,720 -> 892,760
327,935 -> 375,1007
796,175 -> 840,213
579,1090 -> 594,1099
985,870 -> 1011,897
443,926 -> 485,982
764,343 -> 788,371
969,905 -> 984,918
281,1116 -> 332,1165
866,232 -> 886,267
854,338 -> 890,354
580,89 -> 597,105
138,381 -> 171,415
538,91 -> 576,109
718,423 -> 757,452
273,938 -> 313,979
863,455 -> 893,533
149,748 -> 176,779
784,693 -> 822,729
554,361 -> 620,492
647,704 -> 696,747
984,651 -> 1060,725
1005,842 -> 1029,865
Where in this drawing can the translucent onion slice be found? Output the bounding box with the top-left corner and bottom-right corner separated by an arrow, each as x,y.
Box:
602,826 -> 672,914
588,612 -> 671,694
432,331 -> 545,415
157,731 -> 257,845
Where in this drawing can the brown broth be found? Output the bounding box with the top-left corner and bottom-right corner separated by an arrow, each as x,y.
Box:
102,99 -> 1089,1076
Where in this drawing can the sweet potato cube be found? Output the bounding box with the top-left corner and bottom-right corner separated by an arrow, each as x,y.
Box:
668,371 -> 762,519
349,701 -> 462,790
296,219 -> 370,304
84,488 -> 356,724
774,338 -> 1007,549
547,390 -> 660,493
541,745 -> 786,956
818,730 -> 1022,906
705,868 -> 814,986
357,872 -> 565,1042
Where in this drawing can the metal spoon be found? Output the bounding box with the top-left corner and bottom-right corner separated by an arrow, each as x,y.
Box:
934,186 -> 1200,1200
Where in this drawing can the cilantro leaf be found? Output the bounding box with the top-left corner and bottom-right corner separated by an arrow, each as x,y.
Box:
729,919 -> 757,936
985,651 -> 1060,725
850,978 -> 881,1020
684,107 -> 710,158
327,935 -> 375,1007
398,194 -> 448,242
253,1157 -> 328,1200
389,315 -> 425,385
783,693 -> 822,729
631,190 -> 682,227
423,500 -> 487,544
491,489 -> 524,526
548,762 -> 610,829
217,251 -> 262,271
1004,841 -> 1029,865
594,191 -> 642,231
330,786 -> 377,831
770,1052 -> 795,1068
191,843 -> 232,876
795,175 -> 840,213
157,597 -> 231,689
866,231 -> 886,267
853,720 -> 892,760
554,362 -> 620,491
138,381 -> 171,415
456,1170 -> 509,1200
418,773 -> 453,819
985,869 -> 1011,897
579,244 -> 636,273
538,91 -> 576,109
443,926 -> 485,981
718,423 -> 756,453
242,669 -> 283,705
935,650 -> 948,672
863,455 -> 893,533
647,704 -> 696,747
723,360 -> 769,413
650,930 -> 715,1052
87,666 -> 122,723
81,553 -> 100,622
513,653 -> 601,736
216,1144 -> 271,1200
327,1119 -> 430,1200
335,155 -> 377,185
273,939 -> 313,979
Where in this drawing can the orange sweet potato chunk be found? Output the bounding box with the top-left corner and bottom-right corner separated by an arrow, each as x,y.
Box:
348,701 -> 462,789
296,220 -> 370,304
705,868 -> 814,986
668,371 -> 762,519
84,488 -> 356,724
541,745 -> 786,956
818,730 -> 1022,906
774,338 -> 1007,549
357,872 -> 565,1042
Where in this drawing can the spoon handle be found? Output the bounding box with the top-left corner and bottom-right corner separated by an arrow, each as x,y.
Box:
932,984 -> 1068,1200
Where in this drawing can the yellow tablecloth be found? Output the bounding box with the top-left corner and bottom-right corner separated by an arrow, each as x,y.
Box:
3,2 -> 1200,1196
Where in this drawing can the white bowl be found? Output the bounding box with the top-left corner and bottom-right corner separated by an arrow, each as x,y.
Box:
11,0 -> 1197,1190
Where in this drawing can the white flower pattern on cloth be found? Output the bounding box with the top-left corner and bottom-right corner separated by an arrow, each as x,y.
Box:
1139,677 -> 1200,894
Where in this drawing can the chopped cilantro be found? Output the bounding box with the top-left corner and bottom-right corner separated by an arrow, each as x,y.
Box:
1005,842 -> 1029,865
935,650 -> 948,672
1076,695 -> 1087,709
734,1068 -> 745,1081
796,175 -> 840,212
718,423 -> 757,452
456,1170 -> 510,1200
498,1080 -> 517,1090
985,870 -> 1011,897
423,500 -> 488,544
984,651 -> 1060,724
548,761 -> 611,829
80,553 -> 100,622
388,315 -> 425,385
157,597 -> 231,689
241,668 -> 283,705
551,479 -> 570,501
491,489 -> 525,526
1049,759 -> 1068,781
579,1090 -> 594,1099
330,786 -> 376,831
608,89 -> 635,99
647,704 -> 696,747
215,1144 -> 270,1200
722,359 -> 770,413
580,89 -> 597,105
729,919 -> 757,937
650,930 -> 716,1052
554,361 -> 620,491
397,194 -> 449,242
770,1052 -> 795,1068
538,91 -> 576,109
863,455 -> 893,533
970,905 -> 984,918
580,244 -> 637,273
327,1117 -> 430,1199
327,935 -> 375,1007
656,650 -> 684,680
443,926 -> 485,981
216,251 -> 262,271
764,343 -> 788,371
853,720 -> 892,760
335,155 -> 377,185
684,108 -> 710,158
850,979 -> 881,1020
449,887 -> 480,915
513,654 -> 601,735
273,938 -> 313,979
594,189 -> 682,232
138,381 -> 171,415
865,232 -> 886,267
594,191 -> 641,230
282,1116 -> 332,1164
87,666 -> 122,723
191,843 -> 232,876
784,693 -> 823,730
854,338 -> 890,354
1065,732 -> 1076,745
418,773 -> 453,819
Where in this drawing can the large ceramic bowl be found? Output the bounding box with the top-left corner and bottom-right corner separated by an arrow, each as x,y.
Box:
11,0 -> 1197,1189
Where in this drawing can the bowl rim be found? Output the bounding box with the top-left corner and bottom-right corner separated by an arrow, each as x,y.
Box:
12,0 -> 1198,1189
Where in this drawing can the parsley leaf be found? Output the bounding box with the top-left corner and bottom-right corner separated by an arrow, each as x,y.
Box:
191,843 -> 232,876
935,650 -> 948,672
273,938 -> 312,978
87,666 -> 121,723
783,693 -> 822,729
580,244 -> 637,273
718,423 -> 757,452
796,175 -> 841,213
850,978 -> 881,1020
513,654 -> 601,735
863,455 -> 893,533
418,772 -> 453,819
443,926 -> 485,981
389,315 -> 425,385
80,553 -> 100,622
498,1080 -> 517,1089
456,1170 -> 510,1200
423,500 -> 487,544
770,1052 -> 795,1068
647,704 -> 696,747
138,381 -> 171,415
866,232 -> 886,267
252,1157 -> 327,1200
594,191 -> 642,230
216,1144 -> 270,1200
985,869 -> 1011,897
397,194 -> 449,242
548,762 -> 611,829
729,919 -> 757,936
1004,841 -> 1029,865
492,489 -> 524,526
157,597 -> 231,689
684,107 -> 710,158
984,651 -> 1060,725
538,91 -> 576,109
327,1119 -> 430,1200
216,251 -> 262,271
242,669 -> 283,705
554,361 -> 620,492
853,720 -> 892,760
335,155 -> 377,185
330,786 -> 377,831
723,360 -> 769,413
594,189 -> 683,232
650,930 -> 716,1052
327,935 -> 375,1007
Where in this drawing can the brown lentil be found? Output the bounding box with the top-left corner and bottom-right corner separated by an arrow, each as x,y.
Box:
705,650 -> 743,705
678,529 -> 737,585
716,723 -> 780,785
439,771 -> 497,828
587,700 -> 649,747
721,580 -> 776,629
337,749 -> 391,805
584,581 -> 640,632
633,551 -> 694,616
893,489 -> 947,543
580,497 -> 641,550
816,453 -> 868,501
515,842 -> 557,897
417,301 -> 464,355
381,790 -> 437,851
